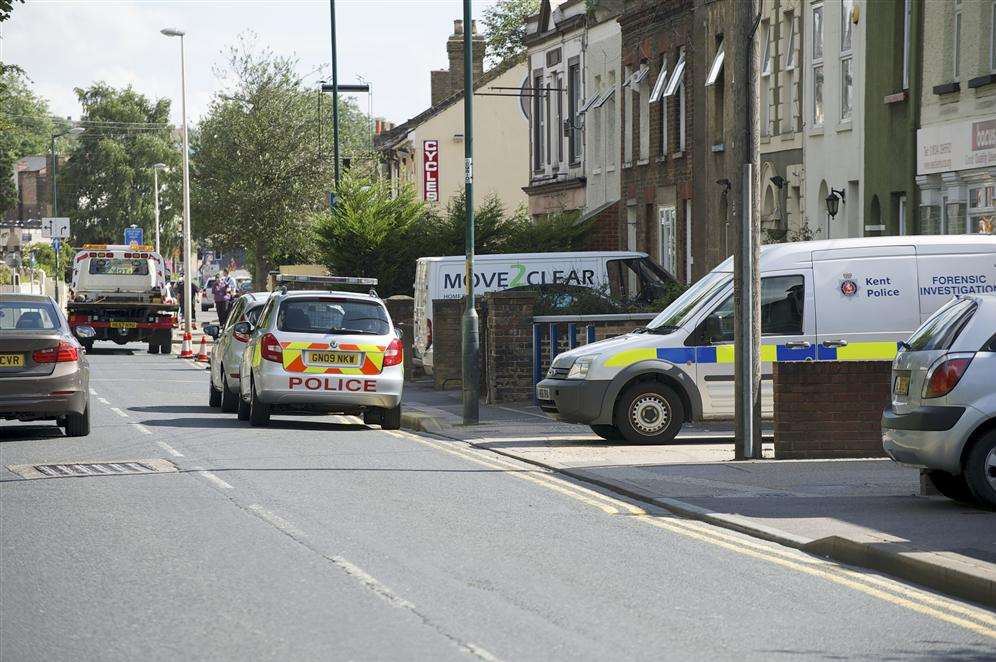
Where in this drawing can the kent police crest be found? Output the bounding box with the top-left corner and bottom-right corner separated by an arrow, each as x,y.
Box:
840,278 -> 858,297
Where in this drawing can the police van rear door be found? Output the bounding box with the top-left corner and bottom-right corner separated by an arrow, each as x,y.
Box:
812,245 -> 919,362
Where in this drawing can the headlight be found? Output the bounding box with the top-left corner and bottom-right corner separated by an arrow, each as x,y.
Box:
566,357 -> 593,379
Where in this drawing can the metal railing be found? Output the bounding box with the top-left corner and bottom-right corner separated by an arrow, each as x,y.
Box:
531,313 -> 657,392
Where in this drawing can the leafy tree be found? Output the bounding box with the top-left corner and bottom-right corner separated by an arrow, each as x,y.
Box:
314,174 -> 430,296
501,210 -> 592,253
21,241 -> 75,281
192,36 -> 370,287
0,0 -> 24,22
428,192 -> 522,256
481,0 -> 540,65
0,69 -> 57,216
58,83 -> 182,247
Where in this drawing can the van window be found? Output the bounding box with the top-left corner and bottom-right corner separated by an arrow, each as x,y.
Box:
699,275 -> 805,343
647,271 -> 730,332
606,257 -> 677,303
906,298 -> 977,352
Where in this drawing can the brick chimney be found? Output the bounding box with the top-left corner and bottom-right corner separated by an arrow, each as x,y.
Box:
430,19 -> 486,106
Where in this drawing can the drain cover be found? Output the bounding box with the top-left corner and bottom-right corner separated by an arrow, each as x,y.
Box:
6,459 -> 177,480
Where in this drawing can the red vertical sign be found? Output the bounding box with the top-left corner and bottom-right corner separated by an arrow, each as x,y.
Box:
423,140 -> 439,202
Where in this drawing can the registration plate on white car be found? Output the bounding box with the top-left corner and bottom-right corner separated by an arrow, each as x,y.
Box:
305,350 -> 362,367
536,386 -> 551,400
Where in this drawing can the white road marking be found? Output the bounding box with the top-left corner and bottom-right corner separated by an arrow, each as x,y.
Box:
110,407 -> 129,418
156,441 -> 183,457
248,504 -> 306,538
97,397 -> 110,405
329,556 -> 416,610
132,423 -> 152,435
463,643 -> 502,662
195,469 -> 233,490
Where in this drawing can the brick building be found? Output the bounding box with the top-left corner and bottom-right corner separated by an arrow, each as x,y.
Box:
619,0 -> 694,282
3,156 -> 53,224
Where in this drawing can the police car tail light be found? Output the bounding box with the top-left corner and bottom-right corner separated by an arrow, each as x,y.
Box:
923,353 -> 974,399
383,338 -> 403,367
260,333 -> 283,363
33,341 -> 79,363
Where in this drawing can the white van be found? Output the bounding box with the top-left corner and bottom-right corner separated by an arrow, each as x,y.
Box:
414,251 -> 675,374
536,236 -> 996,444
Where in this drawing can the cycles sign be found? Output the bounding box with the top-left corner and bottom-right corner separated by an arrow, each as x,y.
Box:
423,140 -> 439,202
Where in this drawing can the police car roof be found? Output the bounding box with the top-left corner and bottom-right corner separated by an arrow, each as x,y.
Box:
278,289 -> 379,301
713,235 -> 996,274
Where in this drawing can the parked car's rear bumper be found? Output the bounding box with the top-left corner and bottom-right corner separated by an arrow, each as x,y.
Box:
882,404 -> 982,474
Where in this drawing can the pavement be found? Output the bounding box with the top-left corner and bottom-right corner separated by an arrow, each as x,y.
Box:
3,348 -> 995,658
401,380 -> 996,609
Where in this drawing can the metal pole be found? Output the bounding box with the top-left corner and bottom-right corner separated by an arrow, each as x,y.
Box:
330,0 -> 340,188
318,87 -> 323,161
153,167 -> 161,254
179,34 -> 193,337
461,0 -> 480,424
50,135 -> 59,305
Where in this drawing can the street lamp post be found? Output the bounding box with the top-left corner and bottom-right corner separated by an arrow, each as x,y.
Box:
49,125 -> 84,304
152,163 -> 167,255
162,27 -> 195,356
461,0 -> 479,424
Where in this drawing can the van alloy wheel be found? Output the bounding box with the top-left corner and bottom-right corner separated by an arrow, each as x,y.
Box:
630,395 -> 671,435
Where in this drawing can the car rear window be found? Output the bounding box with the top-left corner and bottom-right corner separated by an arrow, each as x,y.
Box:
0,301 -> 60,331
906,298 -> 977,352
277,298 -> 389,335
88,257 -> 150,276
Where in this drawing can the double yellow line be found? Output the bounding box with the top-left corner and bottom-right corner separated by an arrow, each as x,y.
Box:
388,430 -> 996,640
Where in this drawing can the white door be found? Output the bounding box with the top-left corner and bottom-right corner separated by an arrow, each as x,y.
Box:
812,245 -> 919,361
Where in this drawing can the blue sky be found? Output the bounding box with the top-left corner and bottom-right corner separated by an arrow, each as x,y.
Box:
2,0 -> 499,125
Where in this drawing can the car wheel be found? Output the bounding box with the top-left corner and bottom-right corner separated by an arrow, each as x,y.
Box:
614,382 -> 685,445
590,424 -> 626,441
362,409 -> 382,426
161,341 -> 173,355
64,402 -> 91,437
249,380 -> 270,427
237,391 -> 251,421
380,404 -> 402,430
220,370 -> 239,413
209,378 -> 222,408
964,430 -> 996,510
148,342 -> 160,354
201,304 -> 209,312
924,470 -> 975,504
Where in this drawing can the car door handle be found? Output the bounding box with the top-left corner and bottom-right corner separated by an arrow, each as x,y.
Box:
822,339 -> 848,348
783,341 -> 811,349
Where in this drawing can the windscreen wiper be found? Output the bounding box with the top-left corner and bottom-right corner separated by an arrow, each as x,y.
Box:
327,327 -> 379,335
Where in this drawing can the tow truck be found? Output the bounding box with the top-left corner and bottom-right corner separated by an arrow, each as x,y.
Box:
66,244 -> 178,354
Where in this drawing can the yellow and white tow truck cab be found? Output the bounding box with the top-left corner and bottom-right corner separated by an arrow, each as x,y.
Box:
537,236 -> 996,444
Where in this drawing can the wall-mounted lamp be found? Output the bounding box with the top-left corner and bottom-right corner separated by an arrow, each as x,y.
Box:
826,187 -> 846,219
770,175 -> 787,189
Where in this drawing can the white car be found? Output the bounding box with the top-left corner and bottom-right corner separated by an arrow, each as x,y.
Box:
203,291 -> 269,412
235,286 -> 403,427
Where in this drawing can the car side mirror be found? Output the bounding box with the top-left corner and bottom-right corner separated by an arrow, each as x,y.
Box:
75,325 -> 96,340
203,323 -> 220,339
232,321 -> 252,336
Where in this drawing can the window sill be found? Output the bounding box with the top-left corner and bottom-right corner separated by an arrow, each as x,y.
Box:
933,81 -> 961,95
606,165 -> 617,173
655,155 -> 668,164
808,125 -> 825,136
836,121 -> 853,133
780,131 -> 797,142
883,90 -> 908,104
671,150 -> 685,160
760,135 -> 771,144
968,73 -> 996,89
637,158 -> 650,166
622,161 -> 633,169
591,168 -> 602,175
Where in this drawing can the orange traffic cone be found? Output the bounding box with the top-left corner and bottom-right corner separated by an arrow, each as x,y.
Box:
179,331 -> 194,358
195,336 -> 210,363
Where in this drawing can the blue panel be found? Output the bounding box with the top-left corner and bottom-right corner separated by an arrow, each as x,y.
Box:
816,345 -> 838,361
776,344 -> 817,362
694,346 -> 718,364
657,347 -> 695,364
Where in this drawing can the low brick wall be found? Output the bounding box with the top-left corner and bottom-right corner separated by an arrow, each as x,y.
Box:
773,361 -> 892,459
431,298 -> 464,390
385,296 -> 415,379
485,291 -> 539,403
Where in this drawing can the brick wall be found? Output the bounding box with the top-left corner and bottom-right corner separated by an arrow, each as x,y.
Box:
431,298 -> 464,389
484,291 -> 539,403
385,295 -> 414,380
773,361 -> 892,459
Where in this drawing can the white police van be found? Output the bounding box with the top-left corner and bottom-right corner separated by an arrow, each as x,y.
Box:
536,236 -> 996,444
414,251 -> 675,374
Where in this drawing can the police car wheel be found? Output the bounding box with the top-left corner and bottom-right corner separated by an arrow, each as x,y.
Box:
363,409 -> 382,426
590,425 -> 626,442
615,383 -> 684,444
221,373 -> 240,413
209,379 -> 222,408
249,381 -> 270,427
237,392 -> 250,421
380,404 -> 402,431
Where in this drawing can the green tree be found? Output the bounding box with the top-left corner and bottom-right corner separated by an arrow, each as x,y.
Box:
193,36 -> 370,286
21,241 -> 75,281
0,69 -> 56,216
314,174 -> 430,296
58,83 -> 182,247
429,192 -> 523,256
481,0 -> 540,65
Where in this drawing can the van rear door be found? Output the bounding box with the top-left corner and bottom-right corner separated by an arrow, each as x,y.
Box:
812,245 -> 919,361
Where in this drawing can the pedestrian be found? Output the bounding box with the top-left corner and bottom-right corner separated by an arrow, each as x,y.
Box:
213,269 -> 234,326
175,277 -> 199,325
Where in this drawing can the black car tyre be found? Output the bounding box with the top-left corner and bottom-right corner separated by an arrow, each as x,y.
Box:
614,382 -> 685,445
249,380 -> 270,427
209,378 -> 222,408
590,424 -> 626,442
964,430 -> 996,510
201,304 -> 209,312
64,402 -> 90,437
148,342 -> 160,354
363,409 -> 382,426
160,341 -> 173,355
237,391 -> 251,421
220,371 -> 239,413
924,470 -> 976,504
380,404 -> 402,430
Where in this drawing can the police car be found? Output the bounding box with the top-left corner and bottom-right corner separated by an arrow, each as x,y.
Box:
234,276 -> 403,427
537,236 -> 996,444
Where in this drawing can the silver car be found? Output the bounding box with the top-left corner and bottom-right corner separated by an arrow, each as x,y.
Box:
235,289 -> 404,427
204,291 -> 269,412
0,294 -> 95,436
883,294 -> 996,508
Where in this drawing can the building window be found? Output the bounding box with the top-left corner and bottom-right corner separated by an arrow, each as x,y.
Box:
902,0 -> 912,89
555,74 -> 564,166
812,3 -> 824,127
705,36 -> 725,87
784,12 -> 796,69
605,84 -> 617,169
623,66 -> 633,164
659,206 -> 677,275
953,0 -> 962,79
706,35 -> 725,145
840,0 -> 854,53
652,56 -> 668,155
761,22 -> 772,137
784,11 -> 797,134
969,185 -> 995,234
533,74 -> 543,170
991,0 -> 996,72
678,80 -> 686,152
568,61 -> 582,164
663,49 -> 686,152
840,0 -> 853,122
545,81 -> 552,166
637,66 -> 650,161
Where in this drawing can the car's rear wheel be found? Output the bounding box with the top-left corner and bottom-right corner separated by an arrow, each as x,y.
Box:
148,342 -> 160,354
220,370 -> 239,413
362,409 -> 382,426
964,430 -> 996,510
590,424 -> 626,441
924,470 -> 975,504
614,382 -> 685,444
64,402 -> 90,437
249,380 -> 270,427
160,341 -> 172,355
237,391 -> 251,421
209,378 -> 222,408
380,404 -> 401,430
